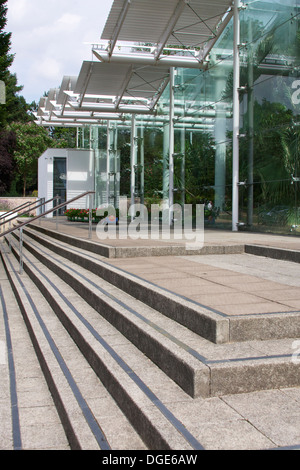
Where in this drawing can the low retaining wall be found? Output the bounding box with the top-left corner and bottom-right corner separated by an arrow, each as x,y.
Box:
0,197 -> 39,216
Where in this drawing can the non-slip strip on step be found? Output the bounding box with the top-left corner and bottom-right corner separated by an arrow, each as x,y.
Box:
25,225 -> 238,319
26,226 -> 300,319
1,252 -> 111,451
8,232 -> 300,400
22,226 -> 300,344
18,232 -> 300,366
20,227 -> 230,344
1,248 -> 205,451
0,284 -> 22,450
26,222 -> 245,259
10,234 -> 210,398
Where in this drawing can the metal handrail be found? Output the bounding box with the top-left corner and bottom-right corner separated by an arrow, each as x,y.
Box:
0,196 -> 60,230
1,190 -> 95,274
0,200 -> 34,220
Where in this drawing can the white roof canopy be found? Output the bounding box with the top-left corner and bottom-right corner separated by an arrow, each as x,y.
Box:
73,60 -> 170,112
35,61 -> 171,126
35,0 -> 235,127
98,0 -> 233,65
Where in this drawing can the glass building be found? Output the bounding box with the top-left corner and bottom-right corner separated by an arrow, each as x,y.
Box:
36,0 -> 300,235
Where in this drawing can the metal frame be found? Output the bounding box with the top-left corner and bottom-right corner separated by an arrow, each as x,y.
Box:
107,0 -> 132,58
0,200 -> 35,221
154,0 -> 189,61
34,0 -> 245,232
232,0 -> 240,232
101,0 -> 233,66
1,191 -> 95,274
0,196 -> 60,232
169,67 -> 175,226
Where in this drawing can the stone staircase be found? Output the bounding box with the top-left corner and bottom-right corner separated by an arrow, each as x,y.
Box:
1,223 -> 300,450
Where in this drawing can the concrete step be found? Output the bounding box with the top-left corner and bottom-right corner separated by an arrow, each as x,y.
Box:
0,247 -> 150,450
24,225 -> 300,344
9,230 -> 211,399
5,229 -> 300,401
26,221 -> 245,259
0,257 -> 69,450
1,245 -> 206,450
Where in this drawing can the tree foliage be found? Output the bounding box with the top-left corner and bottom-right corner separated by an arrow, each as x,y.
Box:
8,122 -> 55,196
0,128 -> 16,193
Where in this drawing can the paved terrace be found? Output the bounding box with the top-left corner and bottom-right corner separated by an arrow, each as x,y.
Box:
1,217 -> 300,450
29,217 -> 300,339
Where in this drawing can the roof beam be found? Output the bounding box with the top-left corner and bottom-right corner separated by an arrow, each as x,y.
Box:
108,0 -> 131,58
197,7 -> 233,62
79,62 -> 94,107
154,0 -> 189,60
70,102 -> 155,115
148,75 -> 170,109
93,49 -> 204,69
115,65 -> 134,108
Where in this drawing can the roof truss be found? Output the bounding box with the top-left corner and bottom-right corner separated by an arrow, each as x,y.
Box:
100,0 -> 233,66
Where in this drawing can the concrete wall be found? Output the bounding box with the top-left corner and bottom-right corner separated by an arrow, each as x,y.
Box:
0,197 -> 39,216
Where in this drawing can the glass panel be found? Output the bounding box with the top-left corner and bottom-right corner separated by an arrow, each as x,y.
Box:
173,17 -> 234,229
239,0 -> 300,234
53,157 -> 67,215
169,0 -> 300,234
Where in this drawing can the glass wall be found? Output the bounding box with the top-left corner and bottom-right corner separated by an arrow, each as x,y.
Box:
239,0 -> 300,234
75,1 -> 300,235
173,0 -> 300,234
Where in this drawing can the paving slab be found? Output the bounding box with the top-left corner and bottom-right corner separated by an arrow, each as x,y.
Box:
106,253 -> 300,320
29,217 -> 300,252
2,221 -> 300,450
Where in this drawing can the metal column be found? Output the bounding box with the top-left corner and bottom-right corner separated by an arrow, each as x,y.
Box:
247,18 -> 254,226
130,115 -> 138,219
140,123 -> 145,207
232,0 -> 241,232
169,67 -> 175,226
113,122 -> 119,209
106,121 -> 111,205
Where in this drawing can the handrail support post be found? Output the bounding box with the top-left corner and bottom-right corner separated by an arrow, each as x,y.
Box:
56,195 -> 60,231
19,227 -> 23,274
88,193 -> 93,239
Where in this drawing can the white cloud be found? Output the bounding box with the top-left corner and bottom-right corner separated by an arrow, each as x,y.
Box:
56,13 -> 82,32
6,0 -> 114,103
32,57 -> 62,82
7,0 -> 27,23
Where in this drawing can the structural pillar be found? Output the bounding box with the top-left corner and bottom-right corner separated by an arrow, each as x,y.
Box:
180,126 -> 185,209
247,18 -> 254,226
106,121 -> 111,205
113,122 -> 119,209
232,0 -> 241,232
169,67 -> 175,226
140,123 -> 145,207
130,115 -> 138,219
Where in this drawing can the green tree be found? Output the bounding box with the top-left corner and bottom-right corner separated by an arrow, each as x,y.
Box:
4,72 -> 33,124
0,128 -> 16,193
0,0 -> 33,126
50,127 -> 76,148
0,0 -> 14,126
8,122 -> 55,196
184,132 -> 216,203
0,0 -> 13,80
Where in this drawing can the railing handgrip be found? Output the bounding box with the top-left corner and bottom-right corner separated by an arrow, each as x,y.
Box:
0,191 -> 95,242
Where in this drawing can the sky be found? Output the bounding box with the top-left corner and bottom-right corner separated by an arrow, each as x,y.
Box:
5,0 -> 115,104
